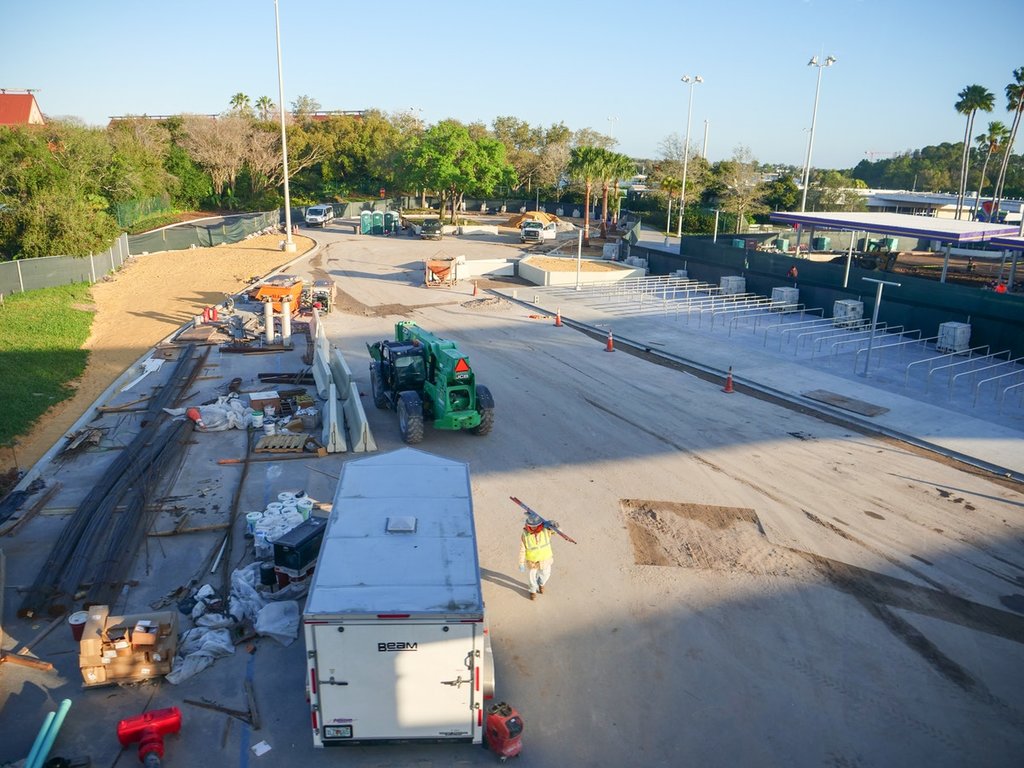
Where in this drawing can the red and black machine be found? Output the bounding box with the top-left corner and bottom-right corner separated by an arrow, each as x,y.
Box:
484,701 -> 523,762
117,707 -> 181,767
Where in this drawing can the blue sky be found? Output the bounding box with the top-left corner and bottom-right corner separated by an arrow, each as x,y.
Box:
4,0 -> 1023,170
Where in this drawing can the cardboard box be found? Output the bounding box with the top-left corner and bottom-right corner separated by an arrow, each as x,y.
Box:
79,606 -> 178,687
249,391 -> 281,415
132,626 -> 157,647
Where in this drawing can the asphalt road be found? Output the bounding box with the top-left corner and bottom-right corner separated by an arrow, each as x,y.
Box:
2,224 -> 1022,768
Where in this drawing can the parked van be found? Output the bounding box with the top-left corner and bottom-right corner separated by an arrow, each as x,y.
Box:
305,204 -> 335,227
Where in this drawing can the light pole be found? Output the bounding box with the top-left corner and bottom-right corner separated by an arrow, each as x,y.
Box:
702,119 -> 710,159
676,75 -> 703,238
800,55 -> 836,213
274,0 -> 296,252
860,277 -> 900,377
607,115 -> 618,145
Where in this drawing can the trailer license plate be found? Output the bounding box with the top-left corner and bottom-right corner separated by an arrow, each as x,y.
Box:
324,725 -> 353,739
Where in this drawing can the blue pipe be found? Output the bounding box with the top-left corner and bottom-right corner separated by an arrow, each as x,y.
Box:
28,698 -> 72,768
24,710 -> 55,768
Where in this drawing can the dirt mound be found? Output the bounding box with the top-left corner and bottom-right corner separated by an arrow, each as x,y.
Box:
505,211 -> 561,228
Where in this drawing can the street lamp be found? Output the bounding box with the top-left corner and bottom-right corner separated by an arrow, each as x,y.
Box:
799,55 -> 836,213
273,0 -> 296,252
676,74 -> 703,238
607,115 -> 618,144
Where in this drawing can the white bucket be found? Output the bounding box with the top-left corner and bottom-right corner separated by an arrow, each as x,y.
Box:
251,411 -> 264,429
245,511 -> 263,535
278,491 -> 296,504
296,498 -> 314,520
263,422 -> 276,436
265,502 -> 284,515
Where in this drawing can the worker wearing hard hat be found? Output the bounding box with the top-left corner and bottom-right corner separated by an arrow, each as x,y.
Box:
519,512 -> 556,601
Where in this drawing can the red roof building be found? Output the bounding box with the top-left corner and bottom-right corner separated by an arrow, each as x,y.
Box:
0,91 -> 45,126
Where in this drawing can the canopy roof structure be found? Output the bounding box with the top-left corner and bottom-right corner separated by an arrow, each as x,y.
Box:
769,211 -> 1017,245
991,234 -> 1024,251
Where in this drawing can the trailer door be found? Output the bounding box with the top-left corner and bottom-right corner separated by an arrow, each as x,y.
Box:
313,622 -> 478,742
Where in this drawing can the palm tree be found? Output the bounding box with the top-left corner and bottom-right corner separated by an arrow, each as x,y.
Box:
971,121 -> 1010,219
660,176 -> 682,235
953,84 -> 995,219
606,152 -> 637,229
991,67 -> 1024,220
254,96 -> 275,121
566,146 -> 604,246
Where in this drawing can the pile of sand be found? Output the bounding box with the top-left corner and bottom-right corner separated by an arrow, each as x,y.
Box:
504,211 -> 561,228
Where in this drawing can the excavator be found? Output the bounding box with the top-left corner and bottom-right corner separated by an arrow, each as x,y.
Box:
367,322 -> 494,444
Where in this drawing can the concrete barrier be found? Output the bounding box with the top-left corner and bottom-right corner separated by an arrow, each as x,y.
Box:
342,382 -> 377,453
330,349 -> 353,400
321,382 -> 348,453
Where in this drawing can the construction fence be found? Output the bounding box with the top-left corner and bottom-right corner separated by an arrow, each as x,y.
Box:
0,211 -> 280,299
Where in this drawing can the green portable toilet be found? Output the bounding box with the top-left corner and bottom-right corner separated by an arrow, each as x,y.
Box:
731,238 -> 746,248
359,210 -> 373,235
371,211 -> 384,235
383,211 -> 397,235
775,238 -> 790,252
812,236 -> 831,251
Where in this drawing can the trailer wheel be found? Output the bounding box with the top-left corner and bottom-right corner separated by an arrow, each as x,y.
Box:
370,363 -> 388,409
397,391 -> 424,444
472,385 -> 494,436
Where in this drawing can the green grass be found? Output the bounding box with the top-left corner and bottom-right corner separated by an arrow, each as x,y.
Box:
0,283 -> 94,446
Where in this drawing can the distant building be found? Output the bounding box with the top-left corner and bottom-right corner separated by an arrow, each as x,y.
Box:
0,90 -> 45,126
862,189 -> 1022,224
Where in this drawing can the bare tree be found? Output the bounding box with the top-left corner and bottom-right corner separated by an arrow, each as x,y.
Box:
716,146 -> 768,233
178,114 -> 249,195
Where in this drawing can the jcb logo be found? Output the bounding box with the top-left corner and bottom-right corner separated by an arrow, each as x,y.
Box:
378,642 -> 418,652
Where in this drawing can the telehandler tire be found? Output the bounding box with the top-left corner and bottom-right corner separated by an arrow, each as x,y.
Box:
397,390 -> 425,444
370,363 -> 388,409
471,385 -> 495,436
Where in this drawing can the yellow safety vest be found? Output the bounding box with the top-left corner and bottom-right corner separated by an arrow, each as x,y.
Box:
521,529 -> 553,562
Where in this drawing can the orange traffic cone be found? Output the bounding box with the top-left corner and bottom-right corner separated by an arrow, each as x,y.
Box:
555,308 -> 562,327
605,330 -> 614,352
473,281 -> 478,297
723,366 -> 734,393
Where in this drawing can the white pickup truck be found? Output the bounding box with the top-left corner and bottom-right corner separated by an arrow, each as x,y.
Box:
520,220 -> 557,243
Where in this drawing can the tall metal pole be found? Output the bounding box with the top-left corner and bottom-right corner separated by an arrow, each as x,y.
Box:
676,75 -> 702,238
800,55 -> 836,213
274,0 -> 296,252
860,277 -> 900,376
575,229 -> 583,291
702,119 -> 710,159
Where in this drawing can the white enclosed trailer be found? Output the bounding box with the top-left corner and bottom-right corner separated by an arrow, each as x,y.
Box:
303,448 -> 494,746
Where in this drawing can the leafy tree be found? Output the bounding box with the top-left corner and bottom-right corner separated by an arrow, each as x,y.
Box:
566,145 -> 605,245
104,118 -> 173,203
406,120 -> 516,222
291,95 -> 321,120
804,170 -> 867,212
763,174 -> 800,211
970,121 -> 1010,218
953,84 -> 995,218
991,67 -> 1024,216
0,122 -> 119,257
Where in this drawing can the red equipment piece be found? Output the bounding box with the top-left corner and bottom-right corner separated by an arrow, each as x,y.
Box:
484,701 -> 523,762
117,707 -> 181,767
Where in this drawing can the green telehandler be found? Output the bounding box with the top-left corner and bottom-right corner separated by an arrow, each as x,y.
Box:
366,321 -> 495,444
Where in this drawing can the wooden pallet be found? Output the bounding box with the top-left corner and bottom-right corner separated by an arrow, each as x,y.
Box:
254,433 -> 308,454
